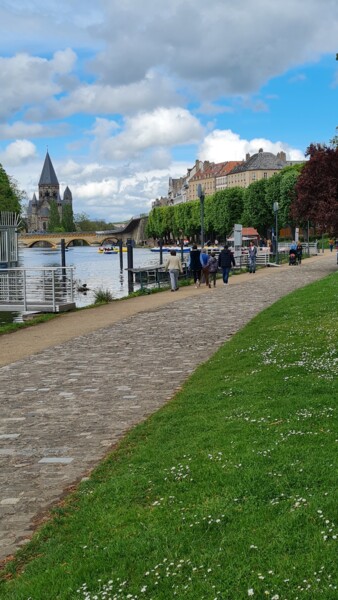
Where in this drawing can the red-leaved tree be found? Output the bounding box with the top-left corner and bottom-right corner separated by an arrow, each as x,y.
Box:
291,143 -> 338,235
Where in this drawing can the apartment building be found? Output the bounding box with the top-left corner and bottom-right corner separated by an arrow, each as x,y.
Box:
227,149 -> 301,188
215,161 -> 242,191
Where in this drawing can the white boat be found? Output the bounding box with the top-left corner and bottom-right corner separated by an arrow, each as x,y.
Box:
98,246 -> 118,254
150,246 -> 192,253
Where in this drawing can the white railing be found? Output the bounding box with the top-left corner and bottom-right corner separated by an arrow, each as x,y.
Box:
278,242 -> 318,255
0,267 -> 75,312
234,251 -> 270,268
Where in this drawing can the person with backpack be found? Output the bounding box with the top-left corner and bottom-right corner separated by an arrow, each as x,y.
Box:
200,247 -> 211,287
208,252 -> 218,287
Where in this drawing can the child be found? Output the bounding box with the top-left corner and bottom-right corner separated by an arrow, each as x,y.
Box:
208,252 -> 218,287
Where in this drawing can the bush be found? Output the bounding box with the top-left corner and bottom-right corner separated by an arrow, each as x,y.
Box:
93,288 -> 114,304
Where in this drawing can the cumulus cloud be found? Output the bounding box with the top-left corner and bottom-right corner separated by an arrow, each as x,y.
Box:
27,72 -> 180,120
199,129 -> 305,162
0,121 -> 69,140
0,140 -> 37,166
0,49 -> 77,120
90,107 -> 204,160
89,0 -> 338,96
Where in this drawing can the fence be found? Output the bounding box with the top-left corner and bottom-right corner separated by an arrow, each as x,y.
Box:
0,267 -> 75,312
0,211 -> 20,267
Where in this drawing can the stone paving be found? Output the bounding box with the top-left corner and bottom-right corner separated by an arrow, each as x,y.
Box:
0,254 -> 336,562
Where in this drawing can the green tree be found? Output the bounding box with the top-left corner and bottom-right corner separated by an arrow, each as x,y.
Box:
242,179 -> 271,235
61,203 -> 75,232
48,200 -> 62,231
279,169 -> 300,229
0,164 -> 23,214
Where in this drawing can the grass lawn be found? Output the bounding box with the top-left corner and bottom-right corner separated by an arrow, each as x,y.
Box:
1,274 -> 338,599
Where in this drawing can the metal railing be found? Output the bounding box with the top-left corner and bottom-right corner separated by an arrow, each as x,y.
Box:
0,267 -> 75,312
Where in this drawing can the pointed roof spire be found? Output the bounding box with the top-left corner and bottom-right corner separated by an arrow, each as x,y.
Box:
39,151 -> 59,186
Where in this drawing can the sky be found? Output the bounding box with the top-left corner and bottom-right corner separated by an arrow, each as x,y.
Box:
0,0 -> 337,224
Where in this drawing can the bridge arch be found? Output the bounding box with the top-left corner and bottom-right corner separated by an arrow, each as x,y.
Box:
28,240 -> 56,249
65,239 -> 90,247
100,236 -> 119,245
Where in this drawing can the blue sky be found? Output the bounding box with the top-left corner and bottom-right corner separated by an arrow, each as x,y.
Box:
0,0 -> 337,222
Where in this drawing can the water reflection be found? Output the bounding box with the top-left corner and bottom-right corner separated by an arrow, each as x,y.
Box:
17,246 -> 159,308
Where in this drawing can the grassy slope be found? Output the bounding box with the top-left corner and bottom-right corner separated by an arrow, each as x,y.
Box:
1,275 -> 338,599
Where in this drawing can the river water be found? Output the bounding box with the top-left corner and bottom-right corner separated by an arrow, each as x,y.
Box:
0,246 -> 165,324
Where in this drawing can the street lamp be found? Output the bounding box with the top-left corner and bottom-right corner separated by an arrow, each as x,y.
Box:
273,202 -> 279,264
197,184 -> 205,248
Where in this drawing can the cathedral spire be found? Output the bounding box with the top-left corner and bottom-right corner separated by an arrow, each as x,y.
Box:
39,152 -> 59,186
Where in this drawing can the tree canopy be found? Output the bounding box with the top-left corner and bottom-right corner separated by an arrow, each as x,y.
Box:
292,144 -> 338,235
48,200 -> 61,231
0,163 -> 23,214
61,203 -> 75,232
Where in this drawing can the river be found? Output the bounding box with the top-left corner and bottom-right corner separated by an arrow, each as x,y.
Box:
0,246 -> 165,324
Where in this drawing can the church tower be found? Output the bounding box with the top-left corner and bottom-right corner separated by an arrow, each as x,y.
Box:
26,152 -> 73,232
38,151 -> 60,202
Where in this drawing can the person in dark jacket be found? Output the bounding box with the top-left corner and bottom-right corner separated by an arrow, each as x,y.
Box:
218,245 -> 235,284
189,244 -> 201,287
296,241 -> 303,265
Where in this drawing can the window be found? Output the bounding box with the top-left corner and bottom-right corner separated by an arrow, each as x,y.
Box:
263,172 -> 268,179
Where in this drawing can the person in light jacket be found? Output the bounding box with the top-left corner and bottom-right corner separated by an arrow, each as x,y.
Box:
165,250 -> 183,291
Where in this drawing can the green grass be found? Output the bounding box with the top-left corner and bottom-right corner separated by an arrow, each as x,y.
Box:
0,312 -> 60,336
1,275 -> 338,599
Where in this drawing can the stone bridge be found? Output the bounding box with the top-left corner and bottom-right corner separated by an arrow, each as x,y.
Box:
19,215 -> 148,248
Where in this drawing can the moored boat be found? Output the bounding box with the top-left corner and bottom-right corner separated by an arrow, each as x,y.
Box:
150,246 -> 192,253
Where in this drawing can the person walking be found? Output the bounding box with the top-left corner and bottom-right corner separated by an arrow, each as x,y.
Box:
200,248 -> 211,287
296,241 -> 303,265
218,244 -> 235,284
164,250 -> 183,291
208,252 -> 218,287
329,238 -> 334,252
189,244 -> 201,287
248,241 -> 257,273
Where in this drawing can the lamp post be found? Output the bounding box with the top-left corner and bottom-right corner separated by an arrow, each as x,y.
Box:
273,202 -> 279,264
197,184 -> 205,248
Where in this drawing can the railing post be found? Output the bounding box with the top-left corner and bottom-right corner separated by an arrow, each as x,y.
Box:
70,268 -> 74,302
127,238 -> 134,294
52,270 -> 56,312
23,270 -> 27,311
119,239 -> 123,271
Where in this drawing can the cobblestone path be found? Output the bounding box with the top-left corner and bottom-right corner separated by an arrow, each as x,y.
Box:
0,254 -> 336,561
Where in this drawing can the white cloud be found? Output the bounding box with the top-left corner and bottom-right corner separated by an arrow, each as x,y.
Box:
199,129 -> 305,162
0,121 -> 69,140
0,49 -> 76,119
0,140 -> 37,166
88,0 -> 338,96
91,107 -> 204,160
28,72 -> 180,120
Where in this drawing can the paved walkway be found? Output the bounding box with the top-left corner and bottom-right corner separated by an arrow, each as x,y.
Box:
0,253 -> 336,563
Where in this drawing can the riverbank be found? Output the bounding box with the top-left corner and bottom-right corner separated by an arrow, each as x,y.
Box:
0,255 -> 324,366
0,253 -> 330,367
